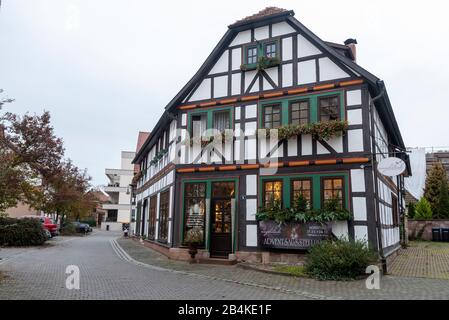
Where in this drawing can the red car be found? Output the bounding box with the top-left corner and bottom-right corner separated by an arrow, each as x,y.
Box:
21,216 -> 59,237
39,217 -> 58,237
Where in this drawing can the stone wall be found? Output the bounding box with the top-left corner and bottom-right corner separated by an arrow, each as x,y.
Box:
408,220 -> 449,241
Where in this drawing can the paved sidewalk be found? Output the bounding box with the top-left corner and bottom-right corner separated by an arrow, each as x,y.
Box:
117,237 -> 449,300
389,242 -> 449,280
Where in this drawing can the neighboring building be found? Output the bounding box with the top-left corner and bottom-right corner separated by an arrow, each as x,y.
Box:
131,7 -> 410,267
130,132 -> 150,235
87,190 -> 110,227
5,202 -> 40,218
426,150 -> 449,176
102,151 -> 135,231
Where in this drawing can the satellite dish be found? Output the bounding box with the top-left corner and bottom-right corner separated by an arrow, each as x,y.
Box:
377,157 -> 406,177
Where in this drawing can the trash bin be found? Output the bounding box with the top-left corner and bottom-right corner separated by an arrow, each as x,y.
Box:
106,224 -> 110,231
432,228 -> 441,242
442,228 -> 449,242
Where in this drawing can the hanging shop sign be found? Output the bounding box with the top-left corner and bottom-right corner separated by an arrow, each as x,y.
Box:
258,221 -> 331,250
377,157 -> 406,177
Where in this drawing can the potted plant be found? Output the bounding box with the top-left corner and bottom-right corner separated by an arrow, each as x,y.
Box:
184,227 -> 204,262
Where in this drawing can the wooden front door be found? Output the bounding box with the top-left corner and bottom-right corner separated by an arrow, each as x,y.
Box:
210,182 -> 235,258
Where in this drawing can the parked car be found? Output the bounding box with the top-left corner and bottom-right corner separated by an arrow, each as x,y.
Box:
20,215 -> 59,237
72,221 -> 92,234
43,228 -> 52,239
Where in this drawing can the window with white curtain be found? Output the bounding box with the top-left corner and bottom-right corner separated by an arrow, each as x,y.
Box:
192,113 -> 207,138
213,110 -> 230,132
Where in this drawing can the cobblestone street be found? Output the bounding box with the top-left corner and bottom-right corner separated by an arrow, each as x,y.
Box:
1,231 -> 449,300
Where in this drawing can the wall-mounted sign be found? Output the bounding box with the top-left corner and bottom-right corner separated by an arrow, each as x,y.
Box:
377,157 -> 406,177
258,221 -> 331,250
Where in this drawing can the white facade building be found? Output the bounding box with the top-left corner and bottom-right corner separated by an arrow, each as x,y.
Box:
101,151 -> 135,231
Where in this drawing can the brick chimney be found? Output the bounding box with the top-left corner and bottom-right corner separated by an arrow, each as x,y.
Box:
344,38 -> 357,62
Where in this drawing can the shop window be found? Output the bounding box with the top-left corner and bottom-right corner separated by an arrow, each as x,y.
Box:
392,194 -> 399,227
183,183 -> 206,245
291,179 -> 312,209
322,177 -> 344,209
158,190 -> 170,243
148,196 -> 157,240
263,180 -> 283,207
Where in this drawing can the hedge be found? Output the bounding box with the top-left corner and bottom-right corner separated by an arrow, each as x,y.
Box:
0,217 -> 47,246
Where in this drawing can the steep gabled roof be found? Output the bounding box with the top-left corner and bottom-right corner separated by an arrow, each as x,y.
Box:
133,8 -> 407,165
229,7 -> 290,27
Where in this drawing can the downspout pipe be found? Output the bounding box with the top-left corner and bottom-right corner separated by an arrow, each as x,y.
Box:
370,80 -> 387,274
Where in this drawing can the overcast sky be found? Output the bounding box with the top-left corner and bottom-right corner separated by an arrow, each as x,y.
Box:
1,0 -> 448,186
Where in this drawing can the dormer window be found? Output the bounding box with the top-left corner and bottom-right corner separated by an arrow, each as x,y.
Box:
246,46 -> 258,65
264,42 -> 277,58
242,39 -> 280,71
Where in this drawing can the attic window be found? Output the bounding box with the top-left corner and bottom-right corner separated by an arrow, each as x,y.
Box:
246,46 -> 258,64
264,42 -> 277,58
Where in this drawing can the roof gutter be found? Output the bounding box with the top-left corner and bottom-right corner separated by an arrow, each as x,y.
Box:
369,80 -> 388,273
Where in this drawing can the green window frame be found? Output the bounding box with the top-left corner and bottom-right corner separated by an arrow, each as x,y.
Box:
262,103 -> 282,129
258,91 -> 345,128
187,107 -> 234,138
263,41 -> 278,58
262,180 -> 283,207
246,46 -> 258,65
289,99 -> 310,125
242,39 -> 280,70
318,95 -> 341,122
321,177 -> 346,210
180,178 -> 239,252
259,173 -> 349,211
291,178 -> 313,209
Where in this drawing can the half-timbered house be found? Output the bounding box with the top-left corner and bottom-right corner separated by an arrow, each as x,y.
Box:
131,7 -> 410,268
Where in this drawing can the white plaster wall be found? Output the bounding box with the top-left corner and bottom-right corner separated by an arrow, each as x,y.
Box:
347,109 -> 362,125
301,135 -> 312,155
272,22 -> 295,37
282,37 -> 293,61
230,30 -> 251,46
246,225 -> 258,247
245,104 -> 257,119
213,75 -> 228,98
351,169 -> 366,192
232,48 -> 242,70
319,57 -> 349,81
189,78 -> 211,101
246,199 -> 257,221
331,221 -> 348,239
265,67 -> 278,86
209,50 -> 229,74
254,25 -> 269,40
355,225 -> 368,243
231,73 -> 241,96
298,59 -> 316,84
246,175 -> 257,195
288,137 -> 297,156
346,89 -> 362,106
298,34 -> 321,58
282,63 -> 293,87
348,129 -> 364,152
245,70 -> 257,91
352,197 -> 367,221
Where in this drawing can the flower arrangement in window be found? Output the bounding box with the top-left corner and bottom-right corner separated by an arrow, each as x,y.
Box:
240,56 -> 281,71
188,130 -> 234,147
149,148 -> 168,166
256,194 -> 351,224
258,120 -> 349,141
